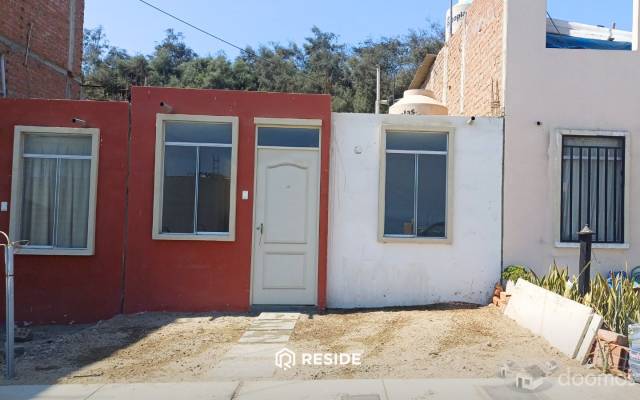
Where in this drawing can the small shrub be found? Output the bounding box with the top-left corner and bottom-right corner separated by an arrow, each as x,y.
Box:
502,265 -> 533,283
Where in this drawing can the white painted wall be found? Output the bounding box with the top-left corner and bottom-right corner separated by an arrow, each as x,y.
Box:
328,113 -> 503,308
503,0 -> 640,276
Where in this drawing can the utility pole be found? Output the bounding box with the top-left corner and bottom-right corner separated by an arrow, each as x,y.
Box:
375,66 -> 388,114
375,66 -> 381,114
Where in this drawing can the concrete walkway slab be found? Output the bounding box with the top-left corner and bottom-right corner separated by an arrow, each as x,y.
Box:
224,344 -> 283,359
238,330 -> 291,344
0,384 -> 104,400
256,312 -> 300,320
1,379 -> 639,399
208,358 -> 276,380
247,320 -> 297,331
236,380 -> 387,400
89,382 -> 239,400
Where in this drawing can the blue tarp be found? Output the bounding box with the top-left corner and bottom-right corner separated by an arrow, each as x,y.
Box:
546,32 -> 631,50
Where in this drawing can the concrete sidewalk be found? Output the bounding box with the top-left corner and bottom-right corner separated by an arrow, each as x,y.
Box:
0,379 -> 639,400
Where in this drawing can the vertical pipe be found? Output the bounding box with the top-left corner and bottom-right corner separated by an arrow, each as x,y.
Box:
0,54 -> 6,97
375,66 -> 381,115
5,243 -> 15,379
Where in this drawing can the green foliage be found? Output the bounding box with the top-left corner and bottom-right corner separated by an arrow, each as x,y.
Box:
82,24 -> 444,111
501,265 -> 533,284
584,272 -> 640,336
521,264 -> 640,336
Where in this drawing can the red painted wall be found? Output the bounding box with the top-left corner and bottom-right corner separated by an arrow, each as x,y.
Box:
0,99 -> 129,324
124,87 -> 331,313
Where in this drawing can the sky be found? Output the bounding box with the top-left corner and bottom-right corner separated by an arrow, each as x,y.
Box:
84,0 -> 634,59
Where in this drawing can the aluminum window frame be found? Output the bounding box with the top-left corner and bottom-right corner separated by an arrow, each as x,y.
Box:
378,125 -> 455,244
9,126 -> 100,256
152,114 -> 239,241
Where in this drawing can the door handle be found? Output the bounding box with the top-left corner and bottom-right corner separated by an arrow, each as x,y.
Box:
256,223 -> 264,243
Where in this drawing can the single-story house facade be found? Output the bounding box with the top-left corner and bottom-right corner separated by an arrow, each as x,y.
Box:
0,86 -> 505,323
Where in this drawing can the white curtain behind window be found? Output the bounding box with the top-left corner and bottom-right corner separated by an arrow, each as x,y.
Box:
20,135 -> 92,248
21,158 -> 56,246
57,159 -> 91,248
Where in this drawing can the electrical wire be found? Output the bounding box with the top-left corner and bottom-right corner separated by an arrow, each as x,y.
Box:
137,0 -> 250,56
136,0 -> 309,77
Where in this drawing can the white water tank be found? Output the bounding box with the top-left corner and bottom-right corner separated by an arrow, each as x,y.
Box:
389,89 -> 448,116
445,0 -> 473,41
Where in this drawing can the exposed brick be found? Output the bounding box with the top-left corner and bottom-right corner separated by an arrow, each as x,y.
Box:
0,0 -> 84,99
425,0 -> 504,117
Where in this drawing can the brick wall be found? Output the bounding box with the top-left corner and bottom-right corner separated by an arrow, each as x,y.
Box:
0,0 -> 84,99
426,0 -> 504,116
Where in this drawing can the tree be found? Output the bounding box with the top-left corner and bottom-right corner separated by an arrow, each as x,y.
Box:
148,29 -> 197,86
81,22 -> 444,111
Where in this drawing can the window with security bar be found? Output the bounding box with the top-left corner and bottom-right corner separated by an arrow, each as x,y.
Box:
560,135 -> 625,243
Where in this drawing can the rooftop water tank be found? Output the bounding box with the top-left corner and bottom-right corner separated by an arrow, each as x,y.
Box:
445,0 -> 473,41
389,89 -> 448,116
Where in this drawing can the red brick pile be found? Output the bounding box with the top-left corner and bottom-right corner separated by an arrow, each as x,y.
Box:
589,329 -> 631,378
491,283 -> 511,310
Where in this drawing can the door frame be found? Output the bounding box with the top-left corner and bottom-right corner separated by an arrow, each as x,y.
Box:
249,118 -> 323,306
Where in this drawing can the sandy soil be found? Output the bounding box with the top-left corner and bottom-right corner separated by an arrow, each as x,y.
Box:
277,304 -> 592,380
0,312 -> 251,385
0,305 -> 593,384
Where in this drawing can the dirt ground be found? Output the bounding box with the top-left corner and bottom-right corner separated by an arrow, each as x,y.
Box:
0,312 -> 252,385
277,304 -> 592,380
0,305 -> 592,384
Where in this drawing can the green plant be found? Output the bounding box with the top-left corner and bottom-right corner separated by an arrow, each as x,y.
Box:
530,263 -> 570,296
584,272 -> 640,336
523,264 -> 640,336
501,265 -> 533,283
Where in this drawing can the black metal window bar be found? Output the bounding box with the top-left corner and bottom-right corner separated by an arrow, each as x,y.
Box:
561,135 -> 625,243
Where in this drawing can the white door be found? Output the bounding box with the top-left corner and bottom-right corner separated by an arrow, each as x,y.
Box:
252,148 -> 319,305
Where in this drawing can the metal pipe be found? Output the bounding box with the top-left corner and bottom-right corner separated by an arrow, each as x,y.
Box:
1,231 -> 15,379
71,118 -> 87,127
0,54 -> 6,97
160,101 -> 173,114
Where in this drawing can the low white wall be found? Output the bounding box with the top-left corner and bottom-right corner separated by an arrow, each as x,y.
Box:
328,113 -> 504,308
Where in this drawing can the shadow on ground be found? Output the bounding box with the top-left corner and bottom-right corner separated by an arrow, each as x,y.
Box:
0,311 -> 253,386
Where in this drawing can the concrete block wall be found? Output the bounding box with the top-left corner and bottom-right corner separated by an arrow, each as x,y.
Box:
0,0 -> 84,99
328,113 -> 504,308
426,0 -> 504,117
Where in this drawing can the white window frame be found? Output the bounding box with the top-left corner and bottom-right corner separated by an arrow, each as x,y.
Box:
9,126 -> 100,256
551,128 -> 630,249
152,114 -> 239,241
378,124 -> 455,244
